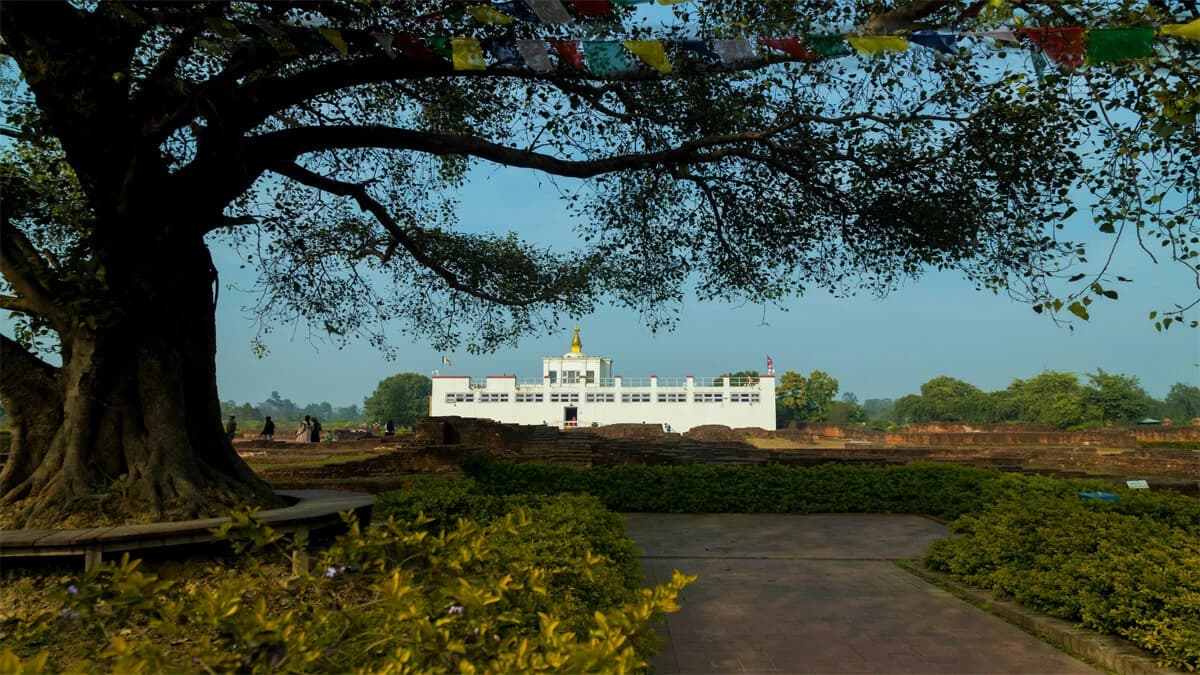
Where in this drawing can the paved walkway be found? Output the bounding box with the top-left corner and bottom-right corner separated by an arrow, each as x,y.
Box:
623,513 -> 1098,674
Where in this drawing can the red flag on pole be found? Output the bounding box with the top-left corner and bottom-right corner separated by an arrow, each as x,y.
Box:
766,355 -> 773,374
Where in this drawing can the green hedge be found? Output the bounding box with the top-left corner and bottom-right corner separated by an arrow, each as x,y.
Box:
924,496 -> 1200,670
462,459 -> 1200,522
2,506 -> 691,673
1137,439 -> 1200,450
455,459 -> 1199,668
376,478 -> 646,634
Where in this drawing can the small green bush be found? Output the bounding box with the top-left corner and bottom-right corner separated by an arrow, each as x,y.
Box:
1,509 -> 693,673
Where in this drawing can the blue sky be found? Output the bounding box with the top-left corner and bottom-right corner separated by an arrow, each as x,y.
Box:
210,165 -> 1200,409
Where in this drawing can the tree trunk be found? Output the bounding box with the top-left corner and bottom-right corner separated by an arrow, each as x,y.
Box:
0,234 -> 280,529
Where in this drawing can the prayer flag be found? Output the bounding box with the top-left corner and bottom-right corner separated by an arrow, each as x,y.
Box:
467,5 -> 515,24
485,38 -> 524,67
1020,27 -> 1083,68
451,37 -> 486,70
711,39 -> 759,63
757,37 -> 815,59
427,37 -> 452,60
318,28 -> 349,55
766,355 -> 773,373
1086,27 -> 1155,63
371,31 -> 396,59
907,31 -> 958,55
494,1 -> 541,22
678,39 -> 719,61
442,357 -> 452,366
623,40 -> 672,73
551,39 -> 586,69
584,41 -> 635,74
1161,18 -> 1200,41
517,39 -> 555,71
807,34 -> 852,57
396,33 -> 433,60
570,0 -> 612,16
525,0 -> 574,24
847,35 -> 910,55
962,29 -> 1019,43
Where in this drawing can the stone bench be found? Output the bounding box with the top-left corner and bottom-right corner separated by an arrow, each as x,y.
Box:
0,489 -> 373,572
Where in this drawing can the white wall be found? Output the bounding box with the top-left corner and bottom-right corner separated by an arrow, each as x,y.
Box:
431,374 -> 775,432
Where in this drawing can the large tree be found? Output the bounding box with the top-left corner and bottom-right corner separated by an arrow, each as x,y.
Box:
362,372 -> 432,428
1,1 -> 1197,527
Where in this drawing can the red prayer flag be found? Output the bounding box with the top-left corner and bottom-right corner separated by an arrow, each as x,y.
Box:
757,37 -> 815,60
395,33 -> 433,61
1019,27 -> 1083,68
569,0 -> 612,16
551,39 -> 586,69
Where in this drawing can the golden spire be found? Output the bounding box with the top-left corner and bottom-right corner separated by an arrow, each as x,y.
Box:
570,324 -> 582,354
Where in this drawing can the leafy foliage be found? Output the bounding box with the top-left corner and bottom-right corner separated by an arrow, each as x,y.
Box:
777,369 -> 840,421
1,507 -> 692,673
925,496 -> 1200,670
362,372 -> 433,428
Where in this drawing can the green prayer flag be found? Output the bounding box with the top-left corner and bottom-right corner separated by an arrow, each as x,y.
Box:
583,41 -> 634,74
427,37 -> 452,60
807,34 -> 851,57
1086,27 -> 1155,63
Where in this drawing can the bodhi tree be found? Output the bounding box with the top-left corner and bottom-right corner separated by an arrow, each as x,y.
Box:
1,1 -> 1197,527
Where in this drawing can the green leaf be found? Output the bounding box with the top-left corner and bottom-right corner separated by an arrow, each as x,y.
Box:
1149,311 -> 1157,319
1067,302 -> 1089,320
1098,223 -> 1116,234
1101,290 -> 1118,299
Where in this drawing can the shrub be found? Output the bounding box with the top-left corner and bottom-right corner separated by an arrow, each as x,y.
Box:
1,509 -> 693,673
924,496 -> 1200,670
376,479 -> 645,634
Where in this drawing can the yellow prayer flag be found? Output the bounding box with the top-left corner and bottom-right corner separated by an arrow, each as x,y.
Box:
846,35 -> 910,55
451,38 -> 486,71
1161,18 -> 1200,41
467,5 -> 514,24
623,40 -> 672,74
318,28 -> 348,55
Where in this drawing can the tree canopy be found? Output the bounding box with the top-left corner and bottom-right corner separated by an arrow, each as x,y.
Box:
362,372 -> 433,428
1,0 -> 1197,527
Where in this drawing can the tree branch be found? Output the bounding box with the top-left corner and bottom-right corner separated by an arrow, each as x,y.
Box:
0,219 -> 64,324
268,162 -> 581,308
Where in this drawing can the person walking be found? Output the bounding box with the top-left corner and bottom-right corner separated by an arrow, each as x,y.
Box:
295,415 -> 311,443
225,415 -> 237,441
309,416 -> 323,443
260,416 -> 275,441
384,420 -> 395,436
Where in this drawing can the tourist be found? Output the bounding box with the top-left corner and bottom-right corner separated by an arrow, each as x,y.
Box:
296,415 -> 311,443
385,420 -> 395,436
260,416 -> 275,441
309,416 -> 323,443
225,415 -> 237,440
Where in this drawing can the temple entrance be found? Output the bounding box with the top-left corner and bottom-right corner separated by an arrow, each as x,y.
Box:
564,406 -> 578,428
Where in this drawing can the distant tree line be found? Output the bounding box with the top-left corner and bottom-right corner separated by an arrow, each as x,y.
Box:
772,368 -> 1200,430
218,373 -> 434,432
219,391 -> 362,429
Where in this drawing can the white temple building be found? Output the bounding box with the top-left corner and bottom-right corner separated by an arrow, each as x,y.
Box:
430,327 -> 776,432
